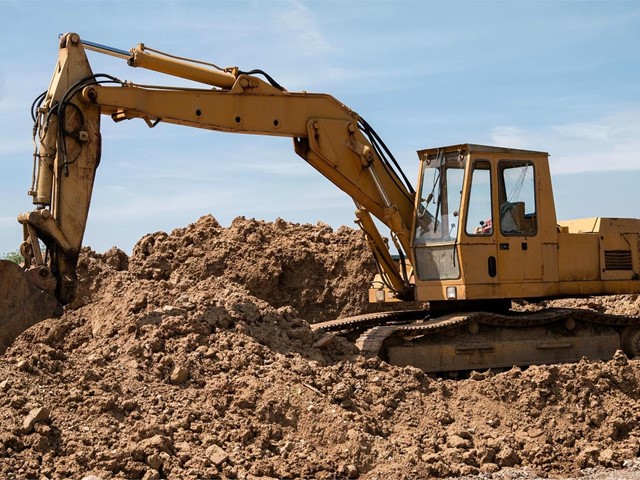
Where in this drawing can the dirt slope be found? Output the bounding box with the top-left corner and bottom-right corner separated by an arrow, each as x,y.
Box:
1,216 -> 640,479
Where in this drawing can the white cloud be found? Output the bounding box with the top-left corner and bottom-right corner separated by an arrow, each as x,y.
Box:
274,1 -> 331,56
0,216 -> 17,227
490,126 -> 538,151
490,109 -> 640,174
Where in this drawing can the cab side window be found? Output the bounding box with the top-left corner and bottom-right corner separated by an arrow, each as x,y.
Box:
499,161 -> 536,236
465,161 -> 493,236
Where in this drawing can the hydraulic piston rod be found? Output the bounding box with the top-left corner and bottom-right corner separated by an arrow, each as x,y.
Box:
81,39 -> 131,60
81,36 -> 238,89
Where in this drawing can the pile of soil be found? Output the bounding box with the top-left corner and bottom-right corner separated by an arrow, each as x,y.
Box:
1,216 -> 640,479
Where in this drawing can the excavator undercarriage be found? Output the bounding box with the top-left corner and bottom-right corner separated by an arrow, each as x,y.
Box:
313,308 -> 640,373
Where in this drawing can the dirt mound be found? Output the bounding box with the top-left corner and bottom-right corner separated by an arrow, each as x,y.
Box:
2,216 -> 640,479
122,215 -> 384,323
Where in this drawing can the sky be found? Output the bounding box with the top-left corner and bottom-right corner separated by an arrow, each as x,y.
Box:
0,0 -> 639,255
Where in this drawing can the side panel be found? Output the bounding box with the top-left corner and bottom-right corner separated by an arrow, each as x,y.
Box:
599,218 -> 640,281
459,242 -> 498,286
496,237 -> 543,281
542,243 -> 559,283
557,218 -> 640,283
557,233 -> 600,281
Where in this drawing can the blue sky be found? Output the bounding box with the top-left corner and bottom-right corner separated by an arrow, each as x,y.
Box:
1,0 -> 639,255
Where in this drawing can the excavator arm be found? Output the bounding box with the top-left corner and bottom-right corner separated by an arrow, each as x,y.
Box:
84,75 -> 416,252
0,33 -> 417,351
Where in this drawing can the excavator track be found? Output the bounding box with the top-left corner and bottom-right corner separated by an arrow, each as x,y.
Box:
313,308 -> 640,373
311,309 -> 429,334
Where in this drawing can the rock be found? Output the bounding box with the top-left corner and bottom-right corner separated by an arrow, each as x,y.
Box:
161,305 -> 188,317
487,418 -> 501,428
469,370 -> 490,381
141,471 -> 160,480
139,434 -> 171,453
577,445 -> 600,468
137,311 -> 163,327
206,444 -> 229,466
21,407 -> 50,434
562,434 -> 576,448
170,365 -> 189,384
203,346 -> 217,359
146,452 -> 163,470
104,247 -> 129,271
477,447 -> 496,465
448,434 -> 471,450
33,423 -> 52,436
495,446 -> 520,467
480,463 -> 500,474
612,350 -> 628,366
174,441 -> 192,462
16,360 -> 29,372
176,297 -> 196,311
331,382 -> 353,403
121,399 -> 139,412
403,365 -> 425,379
128,294 -> 148,314
81,476 -> 104,480
599,448 -> 616,466
346,464 -> 359,478
312,333 -> 336,348
421,453 -> 439,464
0,379 -> 9,392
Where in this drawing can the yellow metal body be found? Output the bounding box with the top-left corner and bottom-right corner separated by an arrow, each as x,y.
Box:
23,33 -> 415,304
19,34 -> 640,311
370,144 -> 640,304
128,44 -> 238,88
21,33 -> 101,302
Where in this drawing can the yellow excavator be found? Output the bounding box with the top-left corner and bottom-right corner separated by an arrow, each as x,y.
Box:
1,33 -> 639,371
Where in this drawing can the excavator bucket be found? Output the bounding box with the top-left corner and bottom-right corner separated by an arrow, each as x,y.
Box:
0,260 -> 59,354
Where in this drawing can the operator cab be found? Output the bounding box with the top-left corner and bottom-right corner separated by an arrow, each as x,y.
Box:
411,144 -> 557,304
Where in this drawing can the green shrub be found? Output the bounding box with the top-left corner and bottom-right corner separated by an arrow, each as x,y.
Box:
1,251 -> 23,264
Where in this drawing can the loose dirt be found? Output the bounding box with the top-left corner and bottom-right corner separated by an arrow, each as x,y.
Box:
2,216 -> 640,479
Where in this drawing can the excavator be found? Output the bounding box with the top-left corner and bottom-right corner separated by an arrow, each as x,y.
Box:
1,32 -> 640,372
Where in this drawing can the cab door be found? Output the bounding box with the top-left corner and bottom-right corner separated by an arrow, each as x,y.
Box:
495,160 -> 543,281
460,160 -> 499,285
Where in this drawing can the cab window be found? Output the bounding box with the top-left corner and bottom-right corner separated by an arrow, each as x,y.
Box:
465,161 -> 493,236
499,161 -> 536,236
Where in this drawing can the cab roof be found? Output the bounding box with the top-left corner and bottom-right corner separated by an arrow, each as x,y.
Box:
417,143 -> 548,158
